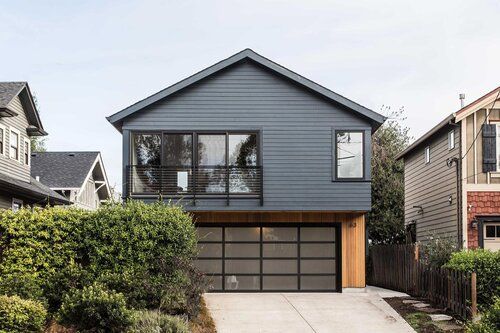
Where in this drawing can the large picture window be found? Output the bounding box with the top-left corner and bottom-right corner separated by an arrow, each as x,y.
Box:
130,131 -> 259,195
335,131 -> 364,179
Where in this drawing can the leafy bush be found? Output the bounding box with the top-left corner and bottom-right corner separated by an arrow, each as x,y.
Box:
445,249 -> 500,307
57,283 -> 133,333
0,207 -> 90,311
79,201 -> 198,311
0,295 -> 47,333
420,235 -> 458,268
466,297 -> 500,333
128,310 -> 189,333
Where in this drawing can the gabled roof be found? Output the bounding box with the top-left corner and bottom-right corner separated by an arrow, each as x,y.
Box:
396,86 -> 500,160
107,49 -> 386,132
31,152 -> 100,188
0,82 -> 47,135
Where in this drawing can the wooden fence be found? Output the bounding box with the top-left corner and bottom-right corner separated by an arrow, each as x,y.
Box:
369,244 -> 477,319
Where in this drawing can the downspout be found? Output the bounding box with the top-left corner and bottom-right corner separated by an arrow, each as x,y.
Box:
447,121 -> 462,249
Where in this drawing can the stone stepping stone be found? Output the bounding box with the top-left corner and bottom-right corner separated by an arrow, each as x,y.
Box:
402,300 -> 420,304
420,307 -> 441,314
413,303 -> 430,308
429,314 -> 453,322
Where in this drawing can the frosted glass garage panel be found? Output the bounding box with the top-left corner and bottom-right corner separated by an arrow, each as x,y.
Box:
225,227 -> 260,241
225,275 -> 260,291
262,260 -> 297,274
300,227 -> 335,241
206,275 -> 222,291
301,276 -> 336,290
197,243 -> 222,258
263,276 -> 298,290
195,259 -> 222,274
262,227 -> 297,241
225,244 -> 260,258
263,244 -> 297,258
225,259 -> 260,274
301,259 -> 336,274
300,244 -> 335,258
197,227 -> 222,242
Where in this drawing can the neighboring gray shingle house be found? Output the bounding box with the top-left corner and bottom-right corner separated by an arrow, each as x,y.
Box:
0,82 -> 70,210
31,152 -> 111,210
397,86 -> 500,251
107,49 -> 385,292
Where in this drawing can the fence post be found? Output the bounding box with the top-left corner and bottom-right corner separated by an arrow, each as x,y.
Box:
471,272 -> 477,319
413,244 -> 419,294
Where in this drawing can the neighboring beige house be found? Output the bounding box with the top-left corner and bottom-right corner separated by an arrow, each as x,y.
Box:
397,86 -> 500,251
0,82 -> 70,210
31,152 -> 111,210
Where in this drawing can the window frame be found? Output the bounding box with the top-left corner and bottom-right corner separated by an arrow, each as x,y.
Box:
424,146 -> 430,164
448,129 -> 455,150
495,123 -> 500,172
11,198 -> 23,212
484,222 -> 500,240
23,137 -> 30,166
9,128 -> 21,162
334,129 -> 365,181
0,123 -> 6,156
130,130 -> 261,168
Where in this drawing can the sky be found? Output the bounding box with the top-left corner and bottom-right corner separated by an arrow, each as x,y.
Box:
1,0 -> 499,191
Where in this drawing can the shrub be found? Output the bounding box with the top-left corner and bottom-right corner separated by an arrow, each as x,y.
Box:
127,310 -> 189,333
79,200 -> 198,311
420,235 -> 458,268
57,283 -> 133,333
445,249 -> 500,307
466,297 -> 500,333
0,295 -> 47,333
0,206 -> 90,311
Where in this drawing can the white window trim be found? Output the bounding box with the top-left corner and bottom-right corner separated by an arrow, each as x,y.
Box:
9,128 -> 21,163
0,123 -> 6,156
23,137 -> 30,166
424,146 -> 430,164
448,129 -> 455,150
12,198 -> 23,212
484,222 -> 500,240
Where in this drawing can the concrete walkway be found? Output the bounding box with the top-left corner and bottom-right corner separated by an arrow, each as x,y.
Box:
205,288 -> 415,333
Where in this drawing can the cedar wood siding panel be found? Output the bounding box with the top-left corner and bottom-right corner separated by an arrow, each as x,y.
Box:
404,126 -> 460,241
0,96 -> 31,182
123,60 -> 373,211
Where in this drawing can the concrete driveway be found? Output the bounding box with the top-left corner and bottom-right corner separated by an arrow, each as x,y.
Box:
205,288 -> 415,333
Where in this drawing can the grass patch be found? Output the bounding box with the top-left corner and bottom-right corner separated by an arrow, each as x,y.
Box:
405,312 -> 436,332
189,298 -> 217,333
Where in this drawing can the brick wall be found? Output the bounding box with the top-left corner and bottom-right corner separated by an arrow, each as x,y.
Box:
467,191 -> 500,248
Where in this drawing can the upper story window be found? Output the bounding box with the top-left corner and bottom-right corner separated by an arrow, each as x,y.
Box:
130,131 -> 259,195
0,124 -> 5,156
335,131 -> 364,179
24,138 -> 30,166
10,129 -> 19,161
448,129 -> 455,150
425,146 -> 430,164
496,124 -> 500,171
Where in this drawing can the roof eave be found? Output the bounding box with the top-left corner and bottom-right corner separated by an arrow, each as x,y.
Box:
107,49 -> 386,132
396,113 -> 456,160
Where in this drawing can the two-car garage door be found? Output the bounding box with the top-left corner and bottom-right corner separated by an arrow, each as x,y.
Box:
196,224 -> 341,292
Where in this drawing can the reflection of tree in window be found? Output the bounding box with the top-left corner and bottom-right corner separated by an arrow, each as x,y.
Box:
198,135 -> 226,193
229,134 -> 257,193
132,134 -> 161,193
163,134 -> 192,193
337,132 -> 363,178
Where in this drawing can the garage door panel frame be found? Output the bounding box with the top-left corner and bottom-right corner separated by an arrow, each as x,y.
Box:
196,222 -> 342,292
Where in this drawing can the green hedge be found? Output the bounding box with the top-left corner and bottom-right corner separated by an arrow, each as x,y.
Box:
0,201 -> 203,331
445,249 -> 500,308
466,297 -> 500,333
0,295 -> 47,333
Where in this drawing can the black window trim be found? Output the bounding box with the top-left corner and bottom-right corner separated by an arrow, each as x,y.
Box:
130,130 -> 261,168
333,129 -> 366,181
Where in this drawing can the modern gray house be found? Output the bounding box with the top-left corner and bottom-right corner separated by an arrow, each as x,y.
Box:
397,86 -> 500,251
107,49 -> 385,291
31,151 -> 112,210
0,82 -> 70,210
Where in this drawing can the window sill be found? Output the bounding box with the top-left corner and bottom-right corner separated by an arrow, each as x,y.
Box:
332,179 -> 371,183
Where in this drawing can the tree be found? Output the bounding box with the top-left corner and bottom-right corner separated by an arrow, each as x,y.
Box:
367,106 -> 411,245
30,94 -> 47,152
